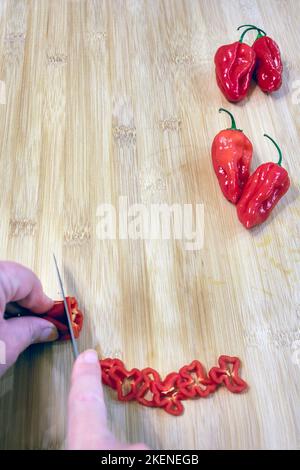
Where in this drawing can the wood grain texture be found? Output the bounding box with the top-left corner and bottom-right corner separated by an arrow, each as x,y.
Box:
0,0 -> 299,450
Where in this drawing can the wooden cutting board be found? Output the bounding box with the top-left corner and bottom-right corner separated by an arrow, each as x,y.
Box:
0,0 -> 299,450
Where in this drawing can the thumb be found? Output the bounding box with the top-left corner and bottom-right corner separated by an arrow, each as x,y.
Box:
67,350 -> 149,450
17,291 -> 54,314
68,349 -> 114,450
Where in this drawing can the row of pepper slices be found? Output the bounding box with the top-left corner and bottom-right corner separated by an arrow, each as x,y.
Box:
212,25 -> 290,228
100,355 -> 248,416
28,298 -> 248,417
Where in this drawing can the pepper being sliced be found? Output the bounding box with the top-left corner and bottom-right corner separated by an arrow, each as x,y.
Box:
178,360 -> 217,398
237,134 -> 290,229
209,355 -> 248,393
211,108 -> 253,204
214,27 -> 256,102
42,297 -> 83,341
238,25 -> 282,93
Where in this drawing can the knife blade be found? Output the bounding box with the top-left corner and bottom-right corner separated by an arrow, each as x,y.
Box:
53,254 -> 79,360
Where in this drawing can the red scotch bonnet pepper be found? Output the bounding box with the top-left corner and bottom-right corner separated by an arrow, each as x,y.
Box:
237,134 -> 290,229
211,108 -> 252,204
4,297 -> 84,341
214,27 -> 256,102
215,25 -> 283,101
237,24 -> 283,93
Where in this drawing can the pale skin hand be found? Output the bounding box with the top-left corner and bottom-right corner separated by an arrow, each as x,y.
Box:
0,261 -> 148,450
0,261 -> 58,376
68,349 -> 148,450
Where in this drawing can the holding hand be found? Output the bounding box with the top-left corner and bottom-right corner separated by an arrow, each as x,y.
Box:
0,261 -> 58,376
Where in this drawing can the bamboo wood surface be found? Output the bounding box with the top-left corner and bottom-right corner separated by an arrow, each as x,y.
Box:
0,0 -> 299,450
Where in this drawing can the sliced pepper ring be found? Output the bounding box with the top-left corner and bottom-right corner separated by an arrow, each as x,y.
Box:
100,358 -> 125,389
209,355 -> 248,393
150,372 -> 185,416
178,360 -> 217,398
109,365 -> 142,401
135,368 -> 162,407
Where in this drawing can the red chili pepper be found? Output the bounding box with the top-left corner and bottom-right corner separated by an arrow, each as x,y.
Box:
209,355 -> 248,393
108,365 -> 142,401
238,25 -> 282,93
237,134 -> 290,229
178,360 -> 217,398
211,108 -> 253,204
214,27 -> 256,102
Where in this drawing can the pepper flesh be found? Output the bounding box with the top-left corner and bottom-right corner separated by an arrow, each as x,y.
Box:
209,355 -> 248,393
150,372 -> 185,416
211,109 -> 253,204
178,360 -> 217,398
214,30 -> 256,102
252,35 -> 282,93
135,368 -> 161,407
109,365 -> 142,402
41,297 -> 83,341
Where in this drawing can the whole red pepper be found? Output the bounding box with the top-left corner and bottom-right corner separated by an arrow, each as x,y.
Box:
211,108 -> 253,204
214,27 -> 256,102
237,134 -> 290,229
238,25 -> 283,93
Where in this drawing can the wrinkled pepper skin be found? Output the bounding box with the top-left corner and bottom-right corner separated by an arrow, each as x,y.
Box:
237,162 -> 290,229
212,109 -> 253,204
252,36 -> 283,93
214,41 -> 256,102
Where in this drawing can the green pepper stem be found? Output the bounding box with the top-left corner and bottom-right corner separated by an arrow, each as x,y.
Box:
237,24 -> 267,36
219,108 -> 238,130
238,26 -> 266,43
263,134 -> 283,166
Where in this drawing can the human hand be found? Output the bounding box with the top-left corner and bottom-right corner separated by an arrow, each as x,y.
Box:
0,261 -> 58,376
68,349 -> 149,450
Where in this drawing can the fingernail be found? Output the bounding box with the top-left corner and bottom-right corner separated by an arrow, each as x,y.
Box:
38,326 -> 59,343
79,349 -> 98,364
